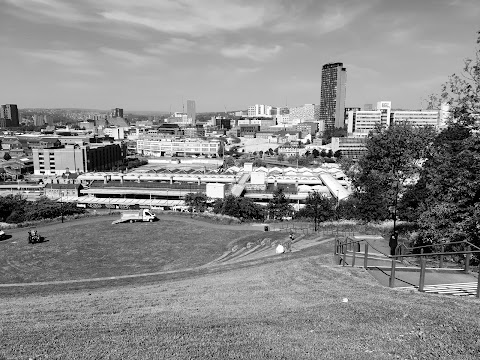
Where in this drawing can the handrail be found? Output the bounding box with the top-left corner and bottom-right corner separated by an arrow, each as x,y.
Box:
334,235 -> 480,298
400,239 -> 480,252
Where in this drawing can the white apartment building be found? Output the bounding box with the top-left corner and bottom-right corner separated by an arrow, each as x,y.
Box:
137,138 -> 221,157
247,104 -> 273,118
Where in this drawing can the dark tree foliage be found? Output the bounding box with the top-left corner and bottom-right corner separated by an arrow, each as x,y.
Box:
0,195 -> 84,224
266,188 -> 293,220
184,192 -> 209,213
3,152 -> 11,161
212,195 -> 264,220
414,126 -> 480,247
323,127 -> 347,144
349,123 -> 435,222
335,197 -> 359,220
296,192 -> 335,230
413,32 -> 480,248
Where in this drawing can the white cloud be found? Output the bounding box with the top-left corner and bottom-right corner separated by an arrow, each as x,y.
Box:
145,38 -> 198,55
99,47 -> 154,67
221,44 -> 282,62
24,49 -> 89,67
4,0 -> 90,23
99,0 -> 268,37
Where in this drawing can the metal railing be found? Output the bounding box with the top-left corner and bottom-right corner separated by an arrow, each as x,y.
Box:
334,236 -> 480,298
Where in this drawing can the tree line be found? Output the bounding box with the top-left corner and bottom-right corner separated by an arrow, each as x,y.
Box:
0,195 -> 84,224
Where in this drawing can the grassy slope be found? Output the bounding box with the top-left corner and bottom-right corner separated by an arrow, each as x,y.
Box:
0,217 -> 287,284
1,243 -> 479,359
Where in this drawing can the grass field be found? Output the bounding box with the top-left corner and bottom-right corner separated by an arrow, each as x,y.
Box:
1,217 -> 480,359
0,215 -> 286,284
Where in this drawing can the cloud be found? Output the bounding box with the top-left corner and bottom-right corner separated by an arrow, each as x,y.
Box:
269,1 -> 377,35
99,47 -> 154,67
145,38 -> 198,55
4,0 -> 90,23
99,0 -> 268,37
21,49 -> 104,76
418,42 -> 461,55
221,44 -> 282,62
234,67 -> 262,74
24,49 -> 89,67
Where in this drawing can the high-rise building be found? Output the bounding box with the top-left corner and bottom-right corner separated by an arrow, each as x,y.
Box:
319,63 -> 347,130
111,108 -> 123,118
0,104 -> 20,128
187,100 -> 196,125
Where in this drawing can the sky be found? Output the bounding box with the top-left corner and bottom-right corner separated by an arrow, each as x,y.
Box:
0,0 -> 479,112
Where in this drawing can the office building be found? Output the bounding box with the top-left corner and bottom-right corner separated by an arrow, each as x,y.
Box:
289,104 -> 320,123
0,104 -> 20,128
319,63 -> 347,130
392,111 -> 440,127
331,137 -> 368,160
111,108 -> 123,118
377,101 -> 392,127
247,104 -> 273,118
136,138 -> 221,157
187,100 -> 196,125
32,142 -> 126,176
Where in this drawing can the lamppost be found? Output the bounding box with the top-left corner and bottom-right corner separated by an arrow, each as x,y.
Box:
59,185 -> 64,223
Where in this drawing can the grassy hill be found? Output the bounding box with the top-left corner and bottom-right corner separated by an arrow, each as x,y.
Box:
1,238 -> 479,359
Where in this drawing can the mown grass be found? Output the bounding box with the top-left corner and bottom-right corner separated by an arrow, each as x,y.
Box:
0,216 -> 286,284
1,244 -> 479,359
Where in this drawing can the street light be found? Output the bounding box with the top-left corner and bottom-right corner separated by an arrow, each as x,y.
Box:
59,185 -> 64,223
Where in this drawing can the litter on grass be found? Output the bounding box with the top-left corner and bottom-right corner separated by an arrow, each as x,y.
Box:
276,244 -> 285,254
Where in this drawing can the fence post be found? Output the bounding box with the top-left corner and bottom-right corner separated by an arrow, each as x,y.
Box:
352,242 -> 356,267
419,257 -> 426,292
364,242 -> 369,269
342,240 -> 347,267
477,264 -> 480,299
465,246 -> 471,274
439,245 -> 444,268
389,257 -> 396,288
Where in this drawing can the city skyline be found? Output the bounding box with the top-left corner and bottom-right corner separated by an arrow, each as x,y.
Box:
1,0 -> 479,112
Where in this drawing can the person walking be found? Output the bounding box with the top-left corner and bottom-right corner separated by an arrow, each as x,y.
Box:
389,231 -> 398,256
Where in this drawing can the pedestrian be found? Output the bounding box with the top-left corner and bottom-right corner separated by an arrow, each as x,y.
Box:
389,231 -> 398,256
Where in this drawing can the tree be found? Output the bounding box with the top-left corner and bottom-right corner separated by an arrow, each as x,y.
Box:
350,123 -> 435,224
312,149 -> 320,158
413,31 -> 480,248
184,192 -> 209,213
428,31 -> 480,130
266,188 -> 293,220
212,195 -> 264,220
3,152 -> 11,161
296,192 -> 336,231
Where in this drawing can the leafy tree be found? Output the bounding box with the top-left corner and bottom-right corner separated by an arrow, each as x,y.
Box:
415,125 -> 480,247
266,188 -> 293,220
212,195 -> 264,220
429,31 -> 480,129
3,152 -> 11,161
223,157 -> 235,167
184,192 -> 209,213
414,31 -> 480,248
350,123 -> 435,223
312,149 -> 320,158
333,150 -> 342,159
323,127 -> 347,144
296,192 -> 336,230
